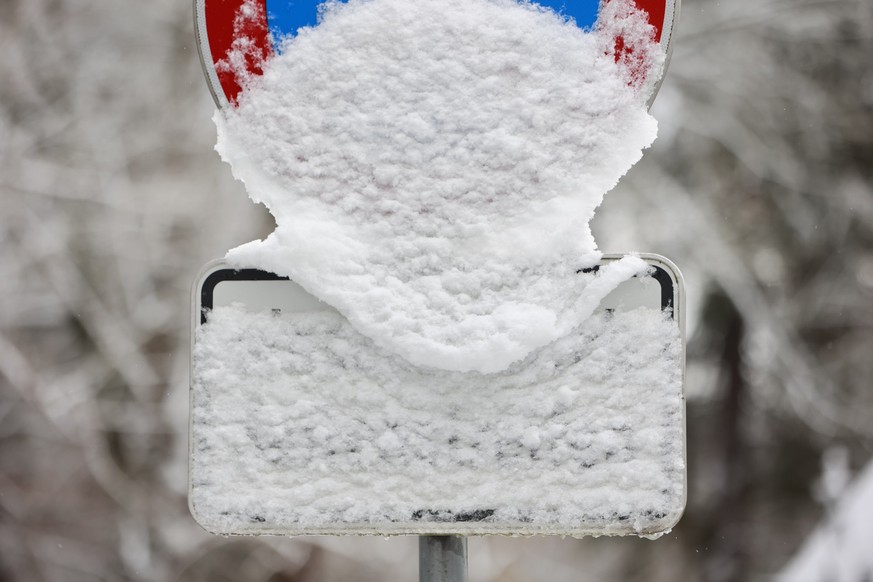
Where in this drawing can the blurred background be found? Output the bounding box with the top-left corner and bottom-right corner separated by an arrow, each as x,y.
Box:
1,0 -> 872,580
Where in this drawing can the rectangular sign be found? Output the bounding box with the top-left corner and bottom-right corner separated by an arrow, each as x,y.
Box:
189,254 -> 686,538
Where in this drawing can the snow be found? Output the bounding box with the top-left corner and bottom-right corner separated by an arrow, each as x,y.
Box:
778,458 -> 873,582
190,302 -> 685,537
215,0 -> 661,373
191,0 -> 683,537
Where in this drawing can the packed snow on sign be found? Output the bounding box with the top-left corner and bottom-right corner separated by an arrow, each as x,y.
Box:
190,304 -> 685,536
214,0 -> 662,373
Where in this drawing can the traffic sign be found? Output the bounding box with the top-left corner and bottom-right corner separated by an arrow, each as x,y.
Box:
195,0 -> 679,108
188,254 -> 686,537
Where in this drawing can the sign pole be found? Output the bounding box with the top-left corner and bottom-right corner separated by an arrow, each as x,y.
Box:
419,536 -> 468,582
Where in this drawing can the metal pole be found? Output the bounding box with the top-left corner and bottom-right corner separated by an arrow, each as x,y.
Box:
419,536 -> 468,582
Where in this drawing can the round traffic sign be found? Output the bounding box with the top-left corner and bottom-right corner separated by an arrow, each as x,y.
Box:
195,0 -> 678,108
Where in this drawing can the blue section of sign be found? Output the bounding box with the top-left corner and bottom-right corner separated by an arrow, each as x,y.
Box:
536,0 -> 600,29
266,0 -> 337,46
266,0 -> 600,51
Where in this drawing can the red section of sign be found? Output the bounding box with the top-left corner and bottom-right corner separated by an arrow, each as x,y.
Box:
605,0 -> 669,89
205,0 -> 272,104
636,0 -> 666,41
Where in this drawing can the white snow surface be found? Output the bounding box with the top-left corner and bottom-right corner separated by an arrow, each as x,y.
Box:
190,303 -> 685,536
216,0 -> 660,373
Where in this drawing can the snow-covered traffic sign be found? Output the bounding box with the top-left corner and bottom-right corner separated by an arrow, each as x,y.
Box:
188,255 -> 686,538
195,0 -> 679,108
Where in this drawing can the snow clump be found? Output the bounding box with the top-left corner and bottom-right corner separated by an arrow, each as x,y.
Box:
215,0 -> 661,373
